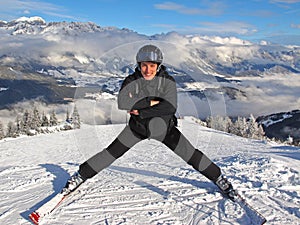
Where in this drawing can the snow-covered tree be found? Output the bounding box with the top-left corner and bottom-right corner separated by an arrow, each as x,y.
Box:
206,114 -> 265,140
31,107 -> 42,130
72,105 -> 81,129
15,115 -> 21,136
0,121 -> 5,140
6,121 -> 18,138
223,116 -> 233,133
206,116 -> 213,128
41,112 -> 49,127
21,110 -> 32,135
49,110 -> 58,126
212,115 -> 225,131
257,124 -> 265,139
286,135 -> 293,145
206,115 -> 232,133
247,114 -> 265,139
232,116 -> 248,137
66,108 -> 71,123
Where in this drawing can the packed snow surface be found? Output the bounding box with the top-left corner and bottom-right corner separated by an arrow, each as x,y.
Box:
0,118 -> 299,224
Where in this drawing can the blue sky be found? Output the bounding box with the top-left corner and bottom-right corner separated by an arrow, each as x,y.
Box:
0,0 -> 300,44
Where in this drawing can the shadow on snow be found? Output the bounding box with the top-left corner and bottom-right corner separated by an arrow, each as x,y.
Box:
20,163 -> 71,222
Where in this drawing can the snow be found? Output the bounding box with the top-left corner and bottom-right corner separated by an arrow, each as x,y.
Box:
202,36 -> 253,46
14,16 -> 46,24
0,87 -> 8,92
0,118 -> 299,224
261,114 -> 293,127
74,54 -> 90,64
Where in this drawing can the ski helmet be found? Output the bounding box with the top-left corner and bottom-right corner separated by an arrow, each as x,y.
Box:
136,45 -> 163,64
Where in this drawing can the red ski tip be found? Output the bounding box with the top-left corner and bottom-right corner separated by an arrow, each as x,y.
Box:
29,211 -> 40,225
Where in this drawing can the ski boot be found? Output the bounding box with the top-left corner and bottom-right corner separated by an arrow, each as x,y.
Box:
61,172 -> 85,195
215,175 -> 237,201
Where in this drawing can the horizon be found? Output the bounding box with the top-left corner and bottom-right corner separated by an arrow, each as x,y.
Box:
0,0 -> 300,45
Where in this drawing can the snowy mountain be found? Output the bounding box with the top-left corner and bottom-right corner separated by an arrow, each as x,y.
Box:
0,118 -> 299,224
0,16 -> 300,137
257,109 -> 300,144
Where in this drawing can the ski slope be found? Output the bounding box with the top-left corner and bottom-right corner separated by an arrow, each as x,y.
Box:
0,118 -> 299,224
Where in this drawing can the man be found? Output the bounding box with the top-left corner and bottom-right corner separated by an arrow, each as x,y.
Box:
62,44 -> 236,201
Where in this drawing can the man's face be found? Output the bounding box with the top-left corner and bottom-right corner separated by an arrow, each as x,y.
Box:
140,61 -> 158,80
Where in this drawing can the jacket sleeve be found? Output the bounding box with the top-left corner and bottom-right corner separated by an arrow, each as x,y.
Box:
117,76 -> 150,111
139,77 -> 177,119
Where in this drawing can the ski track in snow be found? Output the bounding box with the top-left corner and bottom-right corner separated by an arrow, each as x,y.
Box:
0,118 -> 299,224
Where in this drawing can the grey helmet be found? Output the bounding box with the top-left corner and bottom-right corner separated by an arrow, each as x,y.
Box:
136,44 -> 163,64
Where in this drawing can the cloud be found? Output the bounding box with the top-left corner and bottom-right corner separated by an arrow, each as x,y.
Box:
154,1 -> 225,16
251,10 -> 276,17
0,0 -> 73,20
265,34 -> 300,45
182,21 -> 258,36
0,0 -> 60,12
291,23 -> 300,28
23,10 -> 30,14
152,23 -> 177,30
270,0 -> 300,3
151,20 -> 258,37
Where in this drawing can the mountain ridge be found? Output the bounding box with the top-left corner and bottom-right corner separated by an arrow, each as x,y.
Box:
0,16 -> 299,142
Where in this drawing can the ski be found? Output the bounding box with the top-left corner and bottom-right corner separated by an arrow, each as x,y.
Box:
28,173 -> 84,225
28,191 -> 70,225
233,192 -> 267,225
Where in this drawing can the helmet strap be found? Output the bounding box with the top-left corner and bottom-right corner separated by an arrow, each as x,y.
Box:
157,63 -> 161,72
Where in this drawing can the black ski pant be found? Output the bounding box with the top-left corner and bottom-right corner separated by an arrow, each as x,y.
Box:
79,125 -> 221,182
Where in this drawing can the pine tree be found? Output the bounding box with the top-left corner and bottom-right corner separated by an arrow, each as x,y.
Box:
21,110 -> 32,135
31,107 -> 42,131
71,105 -> 81,129
63,108 -> 72,130
41,112 -> 49,127
0,121 -> 5,140
49,110 -> 58,126
223,116 -> 233,133
206,116 -> 213,128
287,135 -> 293,144
66,109 -> 71,123
212,115 -> 224,131
15,115 -> 21,136
206,115 -> 232,133
233,116 -> 248,137
247,114 -> 265,139
6,121 -> 18,138
257,124 -> 265,139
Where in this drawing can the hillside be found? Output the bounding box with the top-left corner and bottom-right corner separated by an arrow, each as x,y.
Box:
0,118 -> 299,224
257,109 -> 300,145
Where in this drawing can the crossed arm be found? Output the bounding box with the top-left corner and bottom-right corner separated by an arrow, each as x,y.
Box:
118,77 -> 177,118
129,100 -> 160,115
